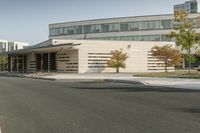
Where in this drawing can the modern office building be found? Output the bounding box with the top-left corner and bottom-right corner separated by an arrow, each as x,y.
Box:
2,39 -> 175,73
174,0 -> 200,14
49,13 -> 200,42
0,39 -> 29,53
1,0 -> 199,73
49,0 -> 200,42
48,0 -> 200,69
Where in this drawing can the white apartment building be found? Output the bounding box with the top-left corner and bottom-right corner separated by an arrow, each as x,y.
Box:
0,39 -> 29,53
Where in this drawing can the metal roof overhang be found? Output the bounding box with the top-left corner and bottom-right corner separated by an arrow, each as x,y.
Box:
0,43 -> 81,56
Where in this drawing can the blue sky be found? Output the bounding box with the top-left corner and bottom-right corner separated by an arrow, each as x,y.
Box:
0,0 -> 194,45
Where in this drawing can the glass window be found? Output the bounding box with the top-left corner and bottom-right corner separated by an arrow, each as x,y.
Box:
111,36 -> 121,40
140,20 -> 160,30
64,27 -> 68,35
83,25 -> 91,33
91,24 -> 101,33
101,24 -> 109,32
58,28 -> 64,35
49,28 -> 59,36
120,23 -> 129,31
75,26 -> 82,34
67,27 -> 75,35
129,22 -> 139,31
191,3 -> 197,13
161,20 -> 172,29
140,35 -> 161,41
140,21 -> 149,30
67,26 -> 82,35
121,36 -> 139,41
109,23 -> 120,32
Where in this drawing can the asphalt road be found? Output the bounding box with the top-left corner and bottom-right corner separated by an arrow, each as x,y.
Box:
0,77 -> 200,133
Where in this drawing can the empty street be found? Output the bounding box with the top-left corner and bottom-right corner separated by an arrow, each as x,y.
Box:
0,77 -> 200,133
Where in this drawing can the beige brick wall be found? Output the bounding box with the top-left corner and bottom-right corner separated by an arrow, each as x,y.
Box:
67,40 -> 175,73
24,39 -> 175,73
26,53 -> 36,72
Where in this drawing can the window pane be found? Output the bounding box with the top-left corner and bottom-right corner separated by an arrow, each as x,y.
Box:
129,22 -> 139,31
161,20 -> 172,29
140,21 -> 149,30
140,21 -> 160,30
83,25 -> 91,33
67,27 -> 75,35
101,24 -> 109,32
120,23 -> 129,31
91,24 -> 101,33
58,28 -> 64,35
121,36 -> 139,41
140,35 -> 160,41
64,27 -> 68,34
75,26 -> 82,34
109,23 -> 120,32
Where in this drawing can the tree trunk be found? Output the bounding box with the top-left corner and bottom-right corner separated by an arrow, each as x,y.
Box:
165,66 -> 167,73
188,49 -> 191,75
116,67 -> 119,73
165,61 -> 167,73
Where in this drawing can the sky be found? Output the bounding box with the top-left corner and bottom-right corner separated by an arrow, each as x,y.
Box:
0,0 -> 196,45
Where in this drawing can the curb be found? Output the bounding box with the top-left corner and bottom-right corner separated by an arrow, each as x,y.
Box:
24,76 -> 56,81
104,79 -> 146,85
0,74 -> 21,77
0,74 -> 56,81
56,79 -> 146,85
0,74 -> 147,85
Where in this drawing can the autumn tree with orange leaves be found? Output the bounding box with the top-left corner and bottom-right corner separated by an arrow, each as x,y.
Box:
151,45 -> 183,73
107,49 -> 128,73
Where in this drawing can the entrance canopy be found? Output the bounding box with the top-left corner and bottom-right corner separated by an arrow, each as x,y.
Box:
0,42 -> 81,56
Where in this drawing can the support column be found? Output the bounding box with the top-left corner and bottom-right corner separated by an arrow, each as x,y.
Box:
48,53 -> 50,72
41,53 -> 43,71
10,56 -> 13,72
16,56 -> 19,72
22,55 -> 25,73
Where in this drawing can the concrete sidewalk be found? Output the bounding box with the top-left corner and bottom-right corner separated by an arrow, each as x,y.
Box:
1,73 -> 200,90
44,73 -> 200,90
129,77 -> 200,90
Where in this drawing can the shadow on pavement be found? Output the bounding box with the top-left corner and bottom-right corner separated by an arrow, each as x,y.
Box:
73,82 -> 200,93
173,107 -> 200,114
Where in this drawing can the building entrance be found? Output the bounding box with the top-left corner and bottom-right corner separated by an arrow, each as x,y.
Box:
36,53 -> 56,72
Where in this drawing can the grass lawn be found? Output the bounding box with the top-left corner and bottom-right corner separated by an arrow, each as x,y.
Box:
133,70 -> 200,79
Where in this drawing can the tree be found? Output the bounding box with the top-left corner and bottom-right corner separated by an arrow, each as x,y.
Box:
196,50 -> 200,55
151,45 -> 183,73
107,49 -> 128,73
196,16 -> 200,28
0,56 -> 8,71
168,11 -> 200,75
